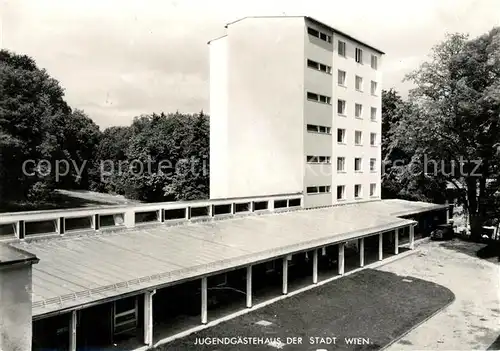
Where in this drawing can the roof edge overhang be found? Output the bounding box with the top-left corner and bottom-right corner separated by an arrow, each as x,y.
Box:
223,16 -> 385,55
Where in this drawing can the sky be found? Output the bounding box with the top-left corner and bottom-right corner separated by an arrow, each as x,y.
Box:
1,0 -> 499,128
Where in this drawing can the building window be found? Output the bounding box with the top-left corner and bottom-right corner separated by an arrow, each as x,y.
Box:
307,59 -> 331,74
371,107 -> 377,121
354,157 -> 362,171
307,27 -> 331,43
371,81 -> 378,95
319,125 -> 330,134
355,103 -> 363,118
338,40 -> 346,57
370,183 -> 377,196
354,184 -> 362,198
355,48 -> 363,63
337,128 -> 346,143
337,157 -> 346,172
307,185 -> 331,194
307,155 -> 331,164
337,99 -> 346,115
338,70 -> 346,86
370,132 -> 377,146
355,130 -> 362,145
370,158 -> 377,172
371,55 -> 378,70
307,124 -> 331,134
307,91 -> 331,104
337,185 -> 346,200
355,76 -> 363,91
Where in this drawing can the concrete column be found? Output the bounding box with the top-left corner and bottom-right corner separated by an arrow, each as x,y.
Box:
338,243 -> 345,275
144,290 -> 155,346
16,220 -> 25,239
409,225 -> 415,250
0,247 -> 39,351
378,233 -> 383,260
124,210 -> 135,228
312,249 -> 318,284
268,200 -> 274,211
201,277 -> 208,324
246,265 -> 252,308
70,310 -> 77,351
58,217 -> 65,235
394,229 -> 399,255
359,238 -> 365,267
282,257 -> 288,295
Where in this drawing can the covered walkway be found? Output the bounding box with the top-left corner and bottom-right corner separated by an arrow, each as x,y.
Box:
5,199 -> 448,350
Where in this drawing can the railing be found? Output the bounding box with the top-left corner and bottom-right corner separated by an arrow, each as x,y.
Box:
0,193 -> 303,241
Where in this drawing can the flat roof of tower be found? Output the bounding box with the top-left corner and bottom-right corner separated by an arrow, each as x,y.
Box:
221,16 -> 385,54
9,199 -> 449,318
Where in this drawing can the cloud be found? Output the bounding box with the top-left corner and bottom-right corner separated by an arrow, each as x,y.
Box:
1,0 -> 499,127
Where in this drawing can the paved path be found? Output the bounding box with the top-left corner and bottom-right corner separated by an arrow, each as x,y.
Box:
380,239 -> 500,350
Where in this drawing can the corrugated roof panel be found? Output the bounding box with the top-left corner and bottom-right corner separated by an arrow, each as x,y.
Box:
8,199 -> 444,317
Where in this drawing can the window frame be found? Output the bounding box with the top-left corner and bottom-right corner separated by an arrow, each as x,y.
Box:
370,158 -> 377,172
370,107 -> 377,121
371,55 -> 378,70
337,157 -> 346,172
355,75 -> 363,91
338,40 -> 346,57
354,184 -> 362,199
371,81 -> 378,96
355,48 -> 363,64
337,128 -> 346,143
337,99 -> 346,115
354,157 -> 362,172
336,185 -> 346,200
355,103 -> 363,119
337,70 -> 346,86
355,130 -> 363,145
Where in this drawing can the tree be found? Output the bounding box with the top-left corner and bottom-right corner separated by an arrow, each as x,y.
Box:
0,50 -> 102,207
0,50 -> 70,204
94,111 -> 210,202
381,89 -> 448,202
392,28 -> 500,240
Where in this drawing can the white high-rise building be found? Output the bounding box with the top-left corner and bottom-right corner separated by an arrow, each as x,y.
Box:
209,16 -> 383,208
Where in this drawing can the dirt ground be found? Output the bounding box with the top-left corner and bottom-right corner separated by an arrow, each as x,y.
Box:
380,239 -> 500,350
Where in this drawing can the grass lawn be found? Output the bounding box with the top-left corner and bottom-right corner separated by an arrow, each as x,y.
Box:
153,269 -> 454,351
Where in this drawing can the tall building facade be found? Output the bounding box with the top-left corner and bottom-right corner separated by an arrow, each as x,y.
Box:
209,16 -> 383,208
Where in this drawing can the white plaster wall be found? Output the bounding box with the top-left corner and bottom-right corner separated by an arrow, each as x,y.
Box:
209,37 -> 229,199
223,17 -> 306,197
0,264 -> 33,351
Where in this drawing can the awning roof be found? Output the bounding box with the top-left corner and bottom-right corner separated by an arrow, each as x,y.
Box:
10,199 -> 444,318
355,199 -> 449,217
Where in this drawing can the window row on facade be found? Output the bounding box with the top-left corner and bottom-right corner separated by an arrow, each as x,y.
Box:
337,100 -> 378,120
307,183 -> 378,199
305,125 -> 378,146
307,27 -> 379,69
306,91 -> 378,121
304,156 -> 378,172
336,157 -> 378,172
337,71 -> 379,96
337,129 -> 378,146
